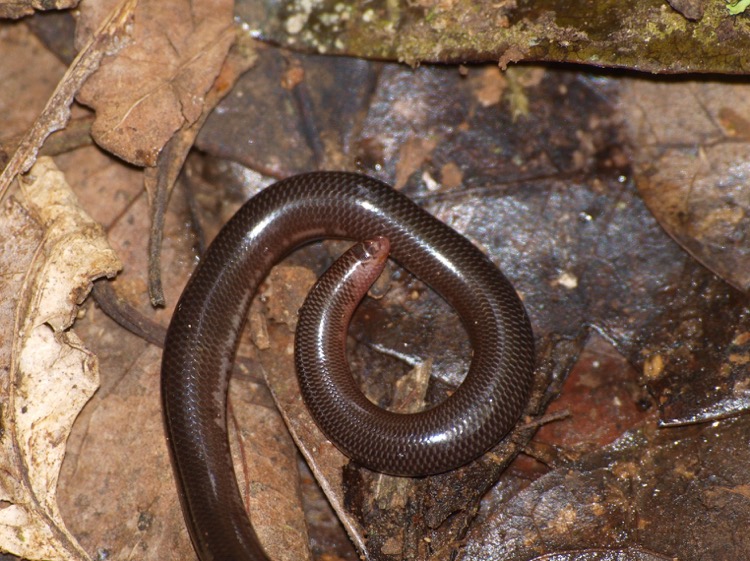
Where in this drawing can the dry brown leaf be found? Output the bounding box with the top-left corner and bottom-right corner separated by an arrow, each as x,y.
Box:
228,376 -> 313,561
624,80 -> 750,292
0,0 -> 78,19
76,0 -> 236,167
46,148 -> 310,560
0,25 -> 66,141
257,271 -> 364,559
0,0 -> 137,199
0,157 -> 121,560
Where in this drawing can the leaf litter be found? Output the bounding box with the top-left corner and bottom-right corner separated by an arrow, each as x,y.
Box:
0,157 -> 120,561
1,2 -> 750,561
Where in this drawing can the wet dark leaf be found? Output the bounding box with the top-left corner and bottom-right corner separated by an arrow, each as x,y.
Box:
462,417 -> 750,560
196,56 -> 750,560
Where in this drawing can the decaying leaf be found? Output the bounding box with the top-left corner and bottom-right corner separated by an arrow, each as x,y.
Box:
462,413 -> 750,561
625,80 -> 750,293
0,0 -> 136,199
229,370 -> 313,561
0,157 -> 120,560
189,58 -> 750,560
256,266 -> 365,557
0,24 -> 66,145
76,0 -> 236,167
0,0 -> 78,20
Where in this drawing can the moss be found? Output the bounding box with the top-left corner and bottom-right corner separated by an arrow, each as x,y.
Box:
250,0 -> 750,73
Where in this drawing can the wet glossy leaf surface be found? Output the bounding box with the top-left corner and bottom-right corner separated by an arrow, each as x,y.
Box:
196,54 -> 750,559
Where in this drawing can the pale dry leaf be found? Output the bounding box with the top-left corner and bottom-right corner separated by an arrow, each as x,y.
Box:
76,0 -> 236,166
0,157 -> 121,560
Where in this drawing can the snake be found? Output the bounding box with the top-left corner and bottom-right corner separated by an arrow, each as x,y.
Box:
161,171 -> 535,561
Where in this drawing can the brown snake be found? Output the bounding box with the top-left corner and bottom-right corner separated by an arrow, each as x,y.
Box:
161,172 -> 535,560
